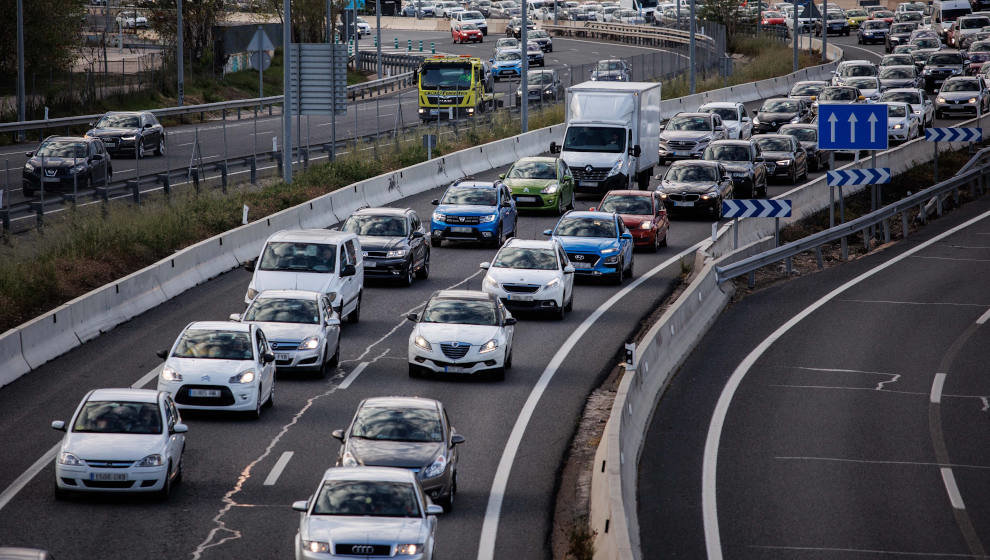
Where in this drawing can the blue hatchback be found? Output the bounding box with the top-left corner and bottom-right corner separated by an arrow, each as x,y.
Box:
491,49 -> 523,81
544,211 -> 634,283
431,180 -> 518,247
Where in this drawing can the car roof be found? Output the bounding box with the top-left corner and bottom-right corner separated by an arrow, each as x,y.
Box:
352,206 -> 410,217
449,180 -> 498,189
603,189 -> 653,197
670,159 -> 723,168
709,139 -> 754,147
503,237 -> 559,249
514,156 -> 556,164
254,289 -> 321,301
672,111 -> 714,118
699,101 -> 741,108
103,110 -> 144,116
268,229 -> 354,243
187,320 -> 251,332
360,396 -> 441,410
753,133 -> 792,140
793,80 -> 828,86
321,466 -> 418,483
88,388 -> 161,403
564,210 -> 618,221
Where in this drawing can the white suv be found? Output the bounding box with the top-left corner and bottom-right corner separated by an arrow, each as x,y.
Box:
453,10 -> 489,34
480,238 -> 574,319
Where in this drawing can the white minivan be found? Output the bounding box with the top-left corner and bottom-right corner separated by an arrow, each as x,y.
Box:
244,230 -> 364,323
932,0 -> 972,38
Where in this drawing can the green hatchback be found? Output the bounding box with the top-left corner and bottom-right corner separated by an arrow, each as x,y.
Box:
500,156 -> 575,215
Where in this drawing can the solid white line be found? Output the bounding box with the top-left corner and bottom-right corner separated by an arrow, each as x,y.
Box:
134,364 -> 163,389
838,299 -> 989,308
702,208 -> 990,560
777,455 -> 990,470
338,362 -> 368,390
476,241 -> 702,560
263,451 -> 294,486
977,307 -> 990,325
749,544 -> 984,557
931,373 -> 948,404
941,467 -> 966,509
912,256 -> 990,262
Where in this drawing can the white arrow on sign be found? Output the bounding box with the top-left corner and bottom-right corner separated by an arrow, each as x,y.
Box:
867,112 -> 878,143
848,113 -> 858,144
828,112 -> 838,143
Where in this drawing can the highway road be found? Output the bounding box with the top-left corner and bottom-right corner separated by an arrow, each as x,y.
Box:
638,35 -> 990,560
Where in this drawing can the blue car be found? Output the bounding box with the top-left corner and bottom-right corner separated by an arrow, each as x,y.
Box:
491,49 -> 523,81
431,179 -> 518,248
543,210 -> 634,284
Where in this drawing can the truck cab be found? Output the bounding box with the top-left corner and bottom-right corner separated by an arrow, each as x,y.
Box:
417,55 -> 497,121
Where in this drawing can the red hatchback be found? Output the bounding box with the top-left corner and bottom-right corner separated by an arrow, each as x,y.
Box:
592,190 -> 669,252
452,23 -> 484,44
761,11 -> 786,26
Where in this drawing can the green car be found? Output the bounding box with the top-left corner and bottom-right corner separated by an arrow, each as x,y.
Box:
500,156 -> 575,214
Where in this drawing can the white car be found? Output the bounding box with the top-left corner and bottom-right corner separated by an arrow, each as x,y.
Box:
831,59 -> 876,86
452,10 -> 489,34
232,290 -> 341,376
437,0 -> 461,17
844,76 -> 882,100
407,290 -> 516,380
156,321 -> 276,418
698,102 -> 753,139
52,388 -> 187,498
480,238 -> 575,319
116,11 -> 148,29
293,467 -> 442,560
355,17 -> 372,36
885,101 -> 921,141
880,87 -> 935,127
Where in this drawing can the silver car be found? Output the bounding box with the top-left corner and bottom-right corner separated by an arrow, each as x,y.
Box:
935,76 -> 990,117
885,101 -> 922,141
880,87 -> 934,127
293,467 -> 442,560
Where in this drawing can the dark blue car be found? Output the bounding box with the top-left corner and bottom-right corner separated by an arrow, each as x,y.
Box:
431,180 -> 518,248
544,210 -> 634,284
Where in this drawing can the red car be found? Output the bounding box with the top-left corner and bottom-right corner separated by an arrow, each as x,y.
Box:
761,11 -> 786,26
967,51 -> 990,74
874,10 -> 895,24
452,23 -> 484,44
591,190 -> 669,252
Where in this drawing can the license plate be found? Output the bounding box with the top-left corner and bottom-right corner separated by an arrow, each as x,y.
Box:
42,177 -> 60,183
91,472 -> 127,481
516,196 -> 537,202
189,389 -> 221,398
578,181 -> 597,187
571,261 -> 593,269
674,200 -> 695,207
507,293 -> 533,301
276,353 -> 291,361
430,109 -> 439,115
364,260 -> 376,267
674,150 -> 691,156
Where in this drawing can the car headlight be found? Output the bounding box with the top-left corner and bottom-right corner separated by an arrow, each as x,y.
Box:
968,97 -> 977,103
603,255 -> 620,264
396,544 -> 425,555
601,247 -> 619,255
414,335 -> 432,351
433,212 -> 446,222
590,75 -> 598,81
544,87 -> 554,95
752,116 -> 761,124
24,162 -> 34,172
893,123 -> 903,129
386,248 -> 408,258
229,369 -> 256,384
790,116 -> 800,123
302,541 -> 330,554
699,190 -> 718,200
341,451 -> 359,467
121,135 -> 136,141
479,339 -> 498,353
58,452 -> 84,466
246,287 -> 258,301
298,337 -> 319,350
136,454 -> 163,467
639,220 -> 653,229
541,182 -> 559,194
606,160 -> 623,177
544,277 -> 560,289
161,364 -> 182,382
480,214 -> 497,223
937,97 -> 946,103
484,275 -> 499,290
423,454 -> 447,478
777,159 -> 792,166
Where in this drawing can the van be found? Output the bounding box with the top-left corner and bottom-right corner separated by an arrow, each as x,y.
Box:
243,230 -> 364,323
932,0 -> 973,37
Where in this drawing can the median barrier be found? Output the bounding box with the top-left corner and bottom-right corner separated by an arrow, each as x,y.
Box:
298,192 -> 337,229
69,285 -> 124,343
19,306 -> 80,371
187,236 -> 241,281
113,266 -> 169,322
225,221 -> 272,264
155,247 -> 208,300
362,175 -> 402,208
0,330 -> 30,388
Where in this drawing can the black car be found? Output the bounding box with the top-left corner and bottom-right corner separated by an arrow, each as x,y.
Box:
752,97 -> 812,134
879,64 -> 921,89
886,22 -> 919,52
22,136 -> 112,197
506,17 -> 535,38
470,0 -> 492,16
86,110 -> 166,157
590,58 -> 632,82
922,49 -> 967,92
528,28 -> 553,52
340,207 -> 430,285
656,160 -> 734,220
816,14 -> 850,36
787,80 -> 827,102
701,139 -> 768,198
778,123 -> 829,172
752,134 -> 808,184
516,69 -> 564,104
880,53 -> 916,67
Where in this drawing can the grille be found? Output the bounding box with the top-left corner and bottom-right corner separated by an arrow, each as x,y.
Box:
569,166 -> 610,181
666,140 -> 696,150
82,480 -> 135,488
503,284 -> 540,293
363,250 -> 389,258
513,195 -> 545,207
431,359 -> 479,368
334,544 -> 392,556
444,215 -> 481,225
41,167 -> 67,177
175,385 -> 236,406
426,95 -> 464,105
269,341 -> 300,351
566,252 -> 601,266
667,193 -> 700,202
440,342 -> 471,359
85,460 -> 133,468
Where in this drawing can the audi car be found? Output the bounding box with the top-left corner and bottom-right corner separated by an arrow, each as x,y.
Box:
85,111 -> 166,158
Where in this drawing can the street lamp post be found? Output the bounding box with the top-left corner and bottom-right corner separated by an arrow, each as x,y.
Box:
177,0 -> 184,106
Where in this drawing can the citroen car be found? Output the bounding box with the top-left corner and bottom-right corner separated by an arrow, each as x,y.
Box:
480,237 -> 575,317
698,102 -> 754,139
885,101 -> 923,141
656,160 -> 734,220
658,112 -> 728,164
341,207 -> 430,285
779,123 -> 829,172
500,156 -> 575,214
85,111 -> 166,158
430,180 -> 517,247
751,98 -> 812,134
22,136 -> 112,197
544,210 -> 634,283
591,190 -> 669,252
752,134 -> 809,184
701,139 -> 768,197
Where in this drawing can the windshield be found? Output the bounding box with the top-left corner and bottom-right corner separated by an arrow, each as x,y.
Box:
888,104 -> 908,117
420,298 -> 497,325
891,24 -> 915,33
942,79 -> 980,91
562,126 -> 626,153
942,8 -> 971,20
35,140 -> 87,158
761,99 -> 800,112
171,329 -> 253,360
554,215 -> 617,237
73,401 -> 162,434
244,298 -> 319,324
526,71 -> 554,84
880,67 -> 915,78
462,23 -> 479,29
863,20 -> 888,29
970,52 -> 990,62
495,51 -> 521,61
764,11 -> 783,17
790,83 -> 823,96
893,45 -> 918,53
258,242 -> 336,273
462,10 -> 482,17
704,145 -> 751,161
703,107 -> 738,121
96,114 -> 140,128
914,38 -> 940,49
667,115 -> 713,130
599,195 -> 653,215
782,127 -> 816,142
312,481 -> 421,517
929,53 -> 963,65
820,88 -> 858,100
754,137 -> 793,152
420,64 -> 472,89
351,405 -> 443,442
664,165 -> 717,182
596,61 -> 624,71
497,38 -> 519,48
492,247 -> 558,269
972,41 -> 990,51
530,30 -> 549,38
846,78 -> 879,89
343,214 -> 408,237
847,9 -> 866,16
882,55 -> 914,65
962,16 -> 990,28
507,160 -> 555,179
840,64 -> 877,76
882,91 -> 921,103
441,187 -> 497,205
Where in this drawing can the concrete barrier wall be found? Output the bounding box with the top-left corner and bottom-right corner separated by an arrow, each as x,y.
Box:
377,16 -> 509,34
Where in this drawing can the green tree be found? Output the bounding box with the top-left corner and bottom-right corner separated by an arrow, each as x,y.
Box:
262,0 -> 352,43
699,0 -> 743,42
0,0 -> 85,88
143,0 -> 227,68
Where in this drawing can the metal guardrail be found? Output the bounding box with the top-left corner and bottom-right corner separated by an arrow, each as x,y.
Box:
541,21 -> 717,49
715,147 -> 990,284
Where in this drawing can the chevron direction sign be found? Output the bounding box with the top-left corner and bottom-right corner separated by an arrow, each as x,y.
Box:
826,168 -> 891,186
925,128 -> 982,142
722,199 -> 792,218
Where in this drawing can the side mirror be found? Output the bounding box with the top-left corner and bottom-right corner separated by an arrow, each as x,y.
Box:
620,232 -> 633,240
589,206 -> 597,211
229,313 -> 242,321
542,228 -> 553,236
432,199 -> 440,206
427,504 -> 444,516
451,433 -> 466,445
51,420 -> 66,431
412,230 -> 425,239
242,260 -> 256,273
156,349 -> 169,359
629,145 -> 642,157
498,173 -> 506,179
406,312 -> 419,322
172,423 -> 189,434
331,429 -> 345,441
292,500 -> 310,512
549,141 -> 559,154
563,265 -> 575,274
341,263 -> 357,277
143,123 -> 153,129
480,262 -> 490,269
504,317 -> 518,326
25,151 -> 34,158
263,351 -> 276,364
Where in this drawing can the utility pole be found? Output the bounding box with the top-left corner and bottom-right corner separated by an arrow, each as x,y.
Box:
17,0 -> 25,132
689,0 -> 696,94
822,0 -> 828,63
376,0 -> 382,77
177,0 -> 185,106
792,0 -> 798,72
283,0 -> 292,183
521,0 -> 529,132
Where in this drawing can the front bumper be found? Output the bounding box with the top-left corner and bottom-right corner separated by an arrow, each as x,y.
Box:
510,190 -> 560,210
660,193 -> 719,214
936,100 -> 980,114
658,143 -> 707,161
493,66 -> 521,79
419,106 -> 480,120
572,172 -> 627,193
295,537 -> 427,560
484,283 -> 564,311
561,250 -> 620,276
363,256 -> 412,279
430,219 -> 499,242
888,126 -> 912,140
630,228 -> 658,247
22,171 -> 87,193
751,122 -> 787,134
55,463 -> 169,493
158,380 -> 261,411
408,342 -> 506,375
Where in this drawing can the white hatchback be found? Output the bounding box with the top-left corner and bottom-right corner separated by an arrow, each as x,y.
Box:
480,238 -> 574,319
52,388 -> 187,498
156,321 -> 276,418
698,102 -> 753,139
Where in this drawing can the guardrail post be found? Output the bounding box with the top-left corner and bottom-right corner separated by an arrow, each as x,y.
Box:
275,152 -> 283,176
882,219 -> 890,244
785,256 -> 792,277
191,167 -> 200,194
408,39 -> 412,52
936,194 -> 943,216
158,172 -> 171,199
862,228 -> 869,252
129,179 -> 140,204
815,247 -> 823,270
250,156 -> 257,184
0,208 -> 8,237
902,212 -> 909,238
219,163 -> 228,193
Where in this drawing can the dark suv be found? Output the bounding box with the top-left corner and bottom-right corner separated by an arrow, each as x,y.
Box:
922,50 -> 966,93
701,139 -> 768,198
22,136 -> 112,197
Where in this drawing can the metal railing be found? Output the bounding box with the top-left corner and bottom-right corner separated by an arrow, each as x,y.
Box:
715,147 -> 990,284
542,20 -> 718,49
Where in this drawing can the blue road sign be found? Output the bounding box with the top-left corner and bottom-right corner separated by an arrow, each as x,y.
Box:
722,199 -> 792,218
347,0 -> 366,9
925,127 -> 982,142
827,168 -> 891,186
817,104 -> 889,151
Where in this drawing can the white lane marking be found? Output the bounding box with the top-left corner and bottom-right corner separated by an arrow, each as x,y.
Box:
838,299 -> 989,308
747,544 -> 985,557
476,242 -> 702,560
339,361 -> 368,390
0,363 -> 163,512
977,307 -> 990,325
263,451 -> 294,486
769,383 -> 920,396
178,142 -> 194,147
912,256 -> 990,262
789,366 -> 900,390
943,245 -> 990,249
703,208 -> 990,560
840,43 -> 885,61
941,467 -> 966,509
931,373 -> 948,404
777,455 -> 990,470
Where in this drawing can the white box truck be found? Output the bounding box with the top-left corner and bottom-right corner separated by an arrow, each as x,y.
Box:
550,81 -> 661,192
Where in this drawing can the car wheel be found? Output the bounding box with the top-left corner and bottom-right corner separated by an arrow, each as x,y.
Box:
556,192 -> 566,215
566,189 -> 575,210
564,288 -> 573,311
714,198 -> 724,221
800,162 -> 808,181
416,251 -> 431,279
156,136 -> 166,156
612,259 -> 624,285
319,346 -> 332,377
651,230 -> 661,252
137,141 -> 146,159
626,256 -> 634,279
346,292 -> 361,323
491,226 -> 504,248
431,237 -> 442,248
250,388 -> 263,420
403,262 -> 415,286
265,378 -> 275,409
156,461 -> 173,500
790,167 -> 797,184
